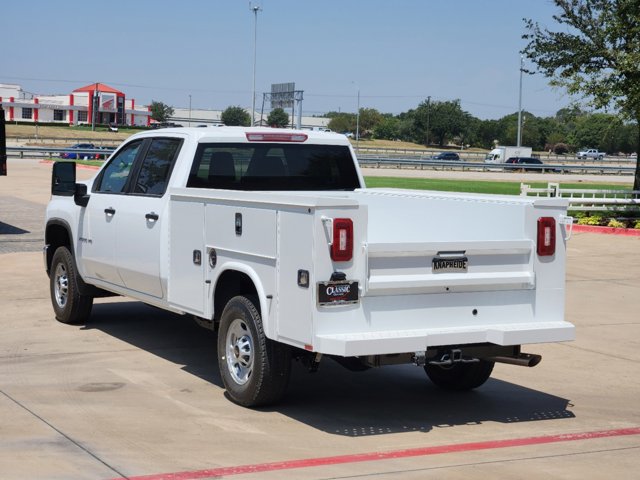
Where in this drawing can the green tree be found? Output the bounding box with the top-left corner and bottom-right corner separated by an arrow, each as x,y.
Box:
499,112 -> 553,151
475,119 -> 502,149
266,108 -> 289,128
150,101 -> 174,123
414,99 -> 472,147
570,113 -> 622,152
221,106 -> 251,126
617,122 -> 639,153
373,116 -> 401,140
523,0 -> 640,188
358,108 -> 383,134
327,113 -> 356,133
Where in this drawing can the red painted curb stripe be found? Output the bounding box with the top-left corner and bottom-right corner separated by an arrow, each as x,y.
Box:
572,224 -> 640,236
114,427 -> 640,480
39,160 -> 100,170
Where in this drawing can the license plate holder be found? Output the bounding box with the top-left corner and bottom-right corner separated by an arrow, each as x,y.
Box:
317,281 -> 359,306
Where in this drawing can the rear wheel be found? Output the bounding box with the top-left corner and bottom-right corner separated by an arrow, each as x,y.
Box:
50,246 -> 93,324
217,295 -> 291,407
424,360 -> 494,391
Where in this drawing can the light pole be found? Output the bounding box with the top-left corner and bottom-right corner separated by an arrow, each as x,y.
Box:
352,81 -> 360,151
426,95 -> 431,147
250,3 -> 262,126
517,55 -> 524,147
188,94 -> 192,127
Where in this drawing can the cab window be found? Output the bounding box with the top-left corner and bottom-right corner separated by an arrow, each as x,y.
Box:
94,140 -> 142,193
187,143 -> 360,191
132,138 -> 183,196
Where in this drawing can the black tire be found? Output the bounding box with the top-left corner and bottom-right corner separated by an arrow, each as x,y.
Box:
217,295 -> 291,407
50,246 -> 93,324
424,360 -> 494,391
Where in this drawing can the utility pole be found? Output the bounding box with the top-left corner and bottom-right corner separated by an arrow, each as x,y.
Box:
250,3 -> 262,126
92,83 -> 99,132
426,95 -> 431,147
188,94 -> 192,127
356,88 -> 360,150
352,81 -> 360,151
517,56 -> 524,147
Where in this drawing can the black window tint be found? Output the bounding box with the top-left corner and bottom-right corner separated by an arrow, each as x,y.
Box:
95,140 -> 142,193
187,143 -> 359,191
133,138 -> 182,195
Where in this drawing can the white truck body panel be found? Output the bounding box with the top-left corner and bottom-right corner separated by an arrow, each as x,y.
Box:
164,186 -> 572,357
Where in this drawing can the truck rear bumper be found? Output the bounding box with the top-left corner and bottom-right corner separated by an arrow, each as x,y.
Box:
313,321 -> 575,357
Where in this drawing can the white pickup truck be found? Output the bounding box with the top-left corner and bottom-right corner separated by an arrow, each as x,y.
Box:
45,127 -> 575,407
576,148 -> 605,160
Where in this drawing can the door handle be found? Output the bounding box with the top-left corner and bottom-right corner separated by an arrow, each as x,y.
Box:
104,207 -> 116,215
145,212 -> 159,222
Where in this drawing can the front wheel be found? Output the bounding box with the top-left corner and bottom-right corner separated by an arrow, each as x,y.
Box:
50,246 -> 93,324
217,295 -> 291,407
424,360 -> 494,391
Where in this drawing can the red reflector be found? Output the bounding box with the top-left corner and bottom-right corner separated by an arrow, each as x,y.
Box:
331,218 -> 353,262
537,217 -> 556,256
245,132 -> 308,142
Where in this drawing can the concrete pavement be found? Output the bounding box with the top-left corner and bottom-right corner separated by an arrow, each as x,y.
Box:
1,157 -> 639,479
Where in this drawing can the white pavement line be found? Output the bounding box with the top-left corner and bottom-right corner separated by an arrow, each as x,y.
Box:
0,388 -> 129,479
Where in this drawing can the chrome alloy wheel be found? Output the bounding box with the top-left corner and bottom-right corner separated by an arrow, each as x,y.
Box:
225,318 -> 254,385
54,263 -> 69,309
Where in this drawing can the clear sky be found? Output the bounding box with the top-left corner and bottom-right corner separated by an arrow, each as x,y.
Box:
1,0 -> 574,120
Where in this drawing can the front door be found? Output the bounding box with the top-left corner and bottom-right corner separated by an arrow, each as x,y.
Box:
79,139 -> 143,287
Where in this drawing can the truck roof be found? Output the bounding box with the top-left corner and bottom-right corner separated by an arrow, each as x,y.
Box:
128,126 -> 353,146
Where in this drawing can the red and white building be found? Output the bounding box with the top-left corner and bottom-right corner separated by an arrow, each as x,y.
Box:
0,82 -> 151,127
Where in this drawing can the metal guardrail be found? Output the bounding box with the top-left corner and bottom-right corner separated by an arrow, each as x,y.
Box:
521,182 -> 640,211
6,136 -> 122,145
4,146 -> 636,176
355,147 -> 637,164
6,146 -> 115,159
357,156 -> 635,176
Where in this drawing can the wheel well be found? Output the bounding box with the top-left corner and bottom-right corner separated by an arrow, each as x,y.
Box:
214,270 -> 258,323
45,223 -> 71,275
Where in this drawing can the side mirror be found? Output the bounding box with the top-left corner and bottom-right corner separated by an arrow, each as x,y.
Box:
74,183 -> 90,207
51,161 -> 90,207
52,161 -> 76,196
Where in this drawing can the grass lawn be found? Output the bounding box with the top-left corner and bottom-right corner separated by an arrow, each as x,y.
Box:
7,124 -> 143,142
51,159 -> 103,167
363,176 -> 632,195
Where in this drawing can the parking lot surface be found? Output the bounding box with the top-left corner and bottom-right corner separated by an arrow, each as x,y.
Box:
1,159 -> 639,479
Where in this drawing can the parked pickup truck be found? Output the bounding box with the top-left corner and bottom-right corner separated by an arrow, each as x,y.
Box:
45,127 -> 575,407
576,148 -> 605,160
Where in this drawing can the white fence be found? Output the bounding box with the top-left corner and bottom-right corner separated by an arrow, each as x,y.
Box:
521,182 -> 640,211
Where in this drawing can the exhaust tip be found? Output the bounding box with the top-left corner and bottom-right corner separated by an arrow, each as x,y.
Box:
489,353 -> 542,368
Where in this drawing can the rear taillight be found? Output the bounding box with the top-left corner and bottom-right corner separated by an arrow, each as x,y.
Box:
331,218 -> 353,262
537,217 -> 556,256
